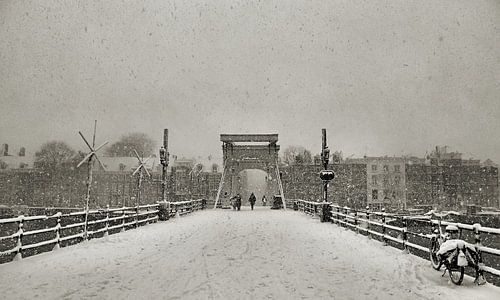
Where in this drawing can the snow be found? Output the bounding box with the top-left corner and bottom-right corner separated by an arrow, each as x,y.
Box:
437,239 -> 477,255
1,207 -> 499,300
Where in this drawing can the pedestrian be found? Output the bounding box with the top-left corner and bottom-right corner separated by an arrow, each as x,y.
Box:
261,195 -> 267,206
249,192 -> 256,210
231,195 -> 237,210
236,193 -> 242,211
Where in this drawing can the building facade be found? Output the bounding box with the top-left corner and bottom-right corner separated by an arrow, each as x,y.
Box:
346,157 -> 406,210
405,149 -> 499,209
280,163 -> 367,209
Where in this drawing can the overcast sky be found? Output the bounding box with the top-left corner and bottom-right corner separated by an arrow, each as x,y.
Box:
1,0 -> 499,163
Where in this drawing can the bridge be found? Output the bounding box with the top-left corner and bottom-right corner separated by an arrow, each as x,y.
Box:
0,204 -> 499,299
1,131 -> 500,299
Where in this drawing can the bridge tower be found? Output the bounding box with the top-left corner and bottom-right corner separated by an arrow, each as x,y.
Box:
214,134 -> 286,209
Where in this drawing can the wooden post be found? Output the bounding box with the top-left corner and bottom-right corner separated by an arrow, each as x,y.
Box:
473,223 -> 485,283
366,206 -> 371,239
160,129 -> 169,215
77,121 -> 108,241
136,168 -> 143,228
121,207 -> 126,232
402,217 -> 409,253
14,217 -> 23,261
53,212 -> 61,250
381,208 -> 387,245
83,155 -> 93,240
104,205 -> 109,236
135,203 -> 139,228
336,206 -> 341,225
344,207 -> 348,229
354,208 -> 358,234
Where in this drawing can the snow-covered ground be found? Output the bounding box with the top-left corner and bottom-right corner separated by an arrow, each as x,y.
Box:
1,207 -> 499,300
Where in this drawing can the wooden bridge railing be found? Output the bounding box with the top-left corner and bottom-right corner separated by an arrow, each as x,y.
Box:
292,199 -> 500,283
0,199 -> 206,264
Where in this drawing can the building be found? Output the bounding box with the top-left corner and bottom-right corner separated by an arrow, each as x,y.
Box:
346,157 -> 406,211
0,144 -> 34,170
280,162 -> 367,209
405,147 -> 499,209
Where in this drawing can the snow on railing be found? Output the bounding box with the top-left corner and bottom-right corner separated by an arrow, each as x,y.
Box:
292,199 -> 500,282
167,199 -> 206,217
0,199 -> 206,264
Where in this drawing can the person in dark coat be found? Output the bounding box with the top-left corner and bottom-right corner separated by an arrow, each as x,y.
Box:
249,192 -> 256,210
235,193 -> 242,211
231,196 -> 237,210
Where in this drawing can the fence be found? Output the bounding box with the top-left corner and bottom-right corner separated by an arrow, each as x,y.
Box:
0,199 -> 206,264
293,199 -> 500,285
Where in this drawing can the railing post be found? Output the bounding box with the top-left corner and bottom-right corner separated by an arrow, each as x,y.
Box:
381,208 -> 387,245
175,203 -> 180,218
158,201 -> 170,221
14,216 -> 23,261
344,207 -> 348,229
336,206 -> 341,226
121,207 -> 126,232
53,212 -> 61,250
135,204 -> 139,228
402,217 -> 409,254
329,205 -> 334,223
104,205 -> 109,236
473,223 -> 485,284
354,209 -> 358,234
321,201 -> 331,223
366,206 -> 371,239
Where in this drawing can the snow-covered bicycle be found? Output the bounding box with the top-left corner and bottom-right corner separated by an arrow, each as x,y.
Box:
429,224 -> 485,285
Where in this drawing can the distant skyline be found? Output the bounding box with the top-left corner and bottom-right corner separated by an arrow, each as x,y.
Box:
1,1 -> 499,164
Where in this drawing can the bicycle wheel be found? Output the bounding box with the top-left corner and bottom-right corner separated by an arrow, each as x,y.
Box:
448,266 -> 464,285
429,242 -> 441,270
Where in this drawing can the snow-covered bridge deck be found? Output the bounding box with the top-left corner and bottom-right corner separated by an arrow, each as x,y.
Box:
1,208 -> 499,300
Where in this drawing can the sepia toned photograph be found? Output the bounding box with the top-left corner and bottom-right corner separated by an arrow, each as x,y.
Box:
1,1 -> 500,299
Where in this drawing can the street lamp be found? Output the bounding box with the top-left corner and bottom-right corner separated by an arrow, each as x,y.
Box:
319,129 -> 335,222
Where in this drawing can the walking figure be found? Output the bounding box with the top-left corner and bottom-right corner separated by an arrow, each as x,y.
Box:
232,194 -> 242,211
261,195 -> 267,206
249,192 -> 256,210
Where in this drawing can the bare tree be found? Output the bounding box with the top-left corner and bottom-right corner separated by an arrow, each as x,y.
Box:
105,133 -> 156,157
34,141 -> 76,170
281,146 -> 313,165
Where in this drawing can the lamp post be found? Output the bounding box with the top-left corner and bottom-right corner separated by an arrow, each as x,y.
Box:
319,129 -> 335,222
159,129 -> 170,220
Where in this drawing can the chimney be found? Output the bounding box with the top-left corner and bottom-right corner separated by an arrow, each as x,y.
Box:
1,143 -> 8,156
19,147 -> 26,157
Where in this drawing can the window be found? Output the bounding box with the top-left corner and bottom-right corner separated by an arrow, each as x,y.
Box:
383,165 -> 389,172
394,165 -> 400,172
383,176 -> 389,185
371,164 -> 378,172
372,175 -> 378,185
394,175 -> 401,185
372,189 -> 378,200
